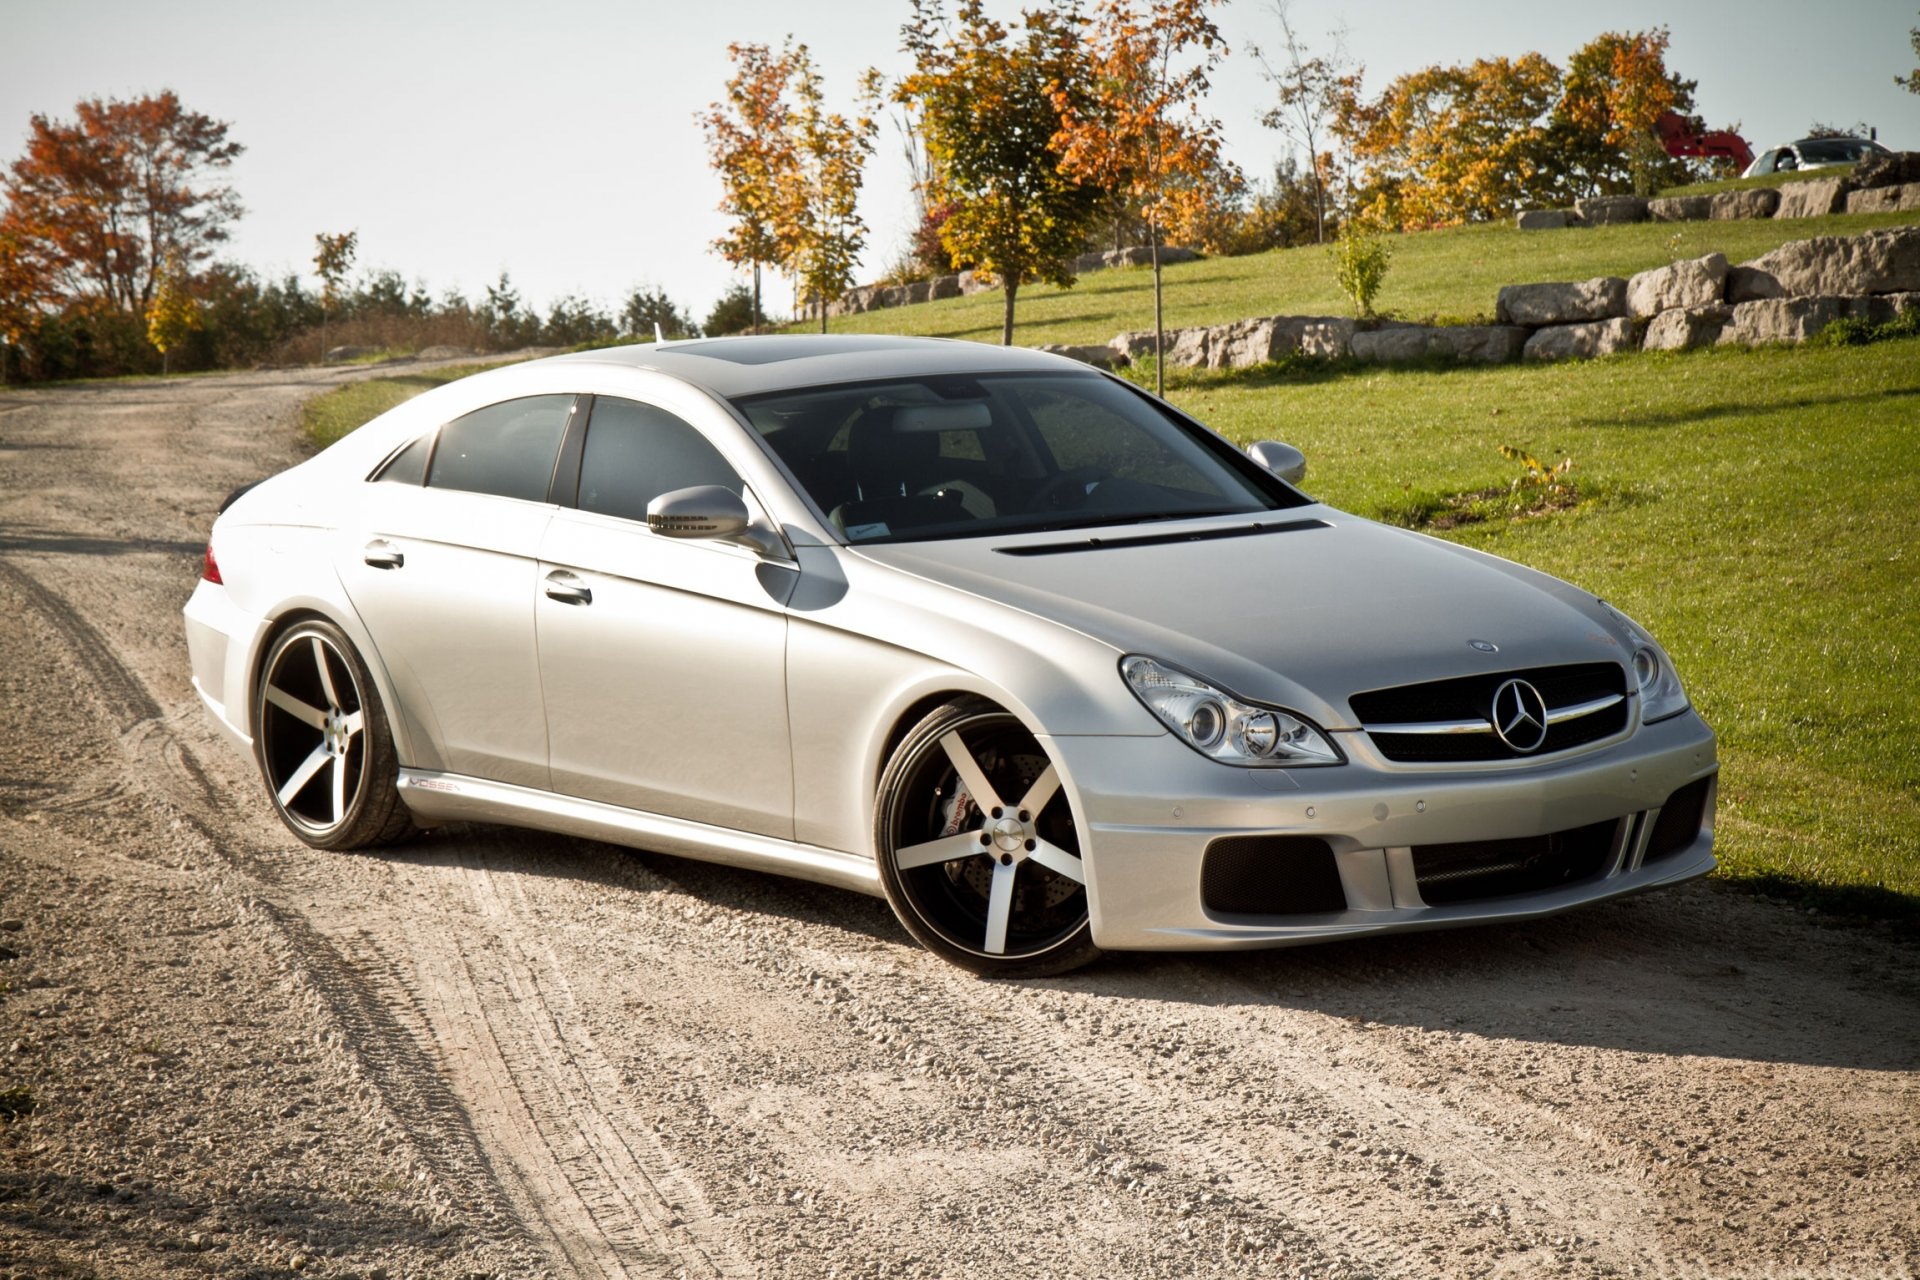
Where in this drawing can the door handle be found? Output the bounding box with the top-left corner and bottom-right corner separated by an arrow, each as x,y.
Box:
543,571 -> 592,606
364,540 -> 404,570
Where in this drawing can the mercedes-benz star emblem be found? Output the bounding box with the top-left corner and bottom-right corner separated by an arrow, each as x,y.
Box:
1490,678 -> 1550,753
1468,639 -> 1499,653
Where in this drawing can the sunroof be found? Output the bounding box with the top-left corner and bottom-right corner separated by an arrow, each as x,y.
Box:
667,336 -> 935,366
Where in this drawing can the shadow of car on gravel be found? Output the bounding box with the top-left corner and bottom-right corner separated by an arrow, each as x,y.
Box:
341,826 -> 1918,1073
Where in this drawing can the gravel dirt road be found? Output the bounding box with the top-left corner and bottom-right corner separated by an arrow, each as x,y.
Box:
1,365 -> 1915,1280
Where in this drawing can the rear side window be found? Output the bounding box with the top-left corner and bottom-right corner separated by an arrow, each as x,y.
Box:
426,394 -> 574,502
374,435 -> 429,484
577,396 -> 740,523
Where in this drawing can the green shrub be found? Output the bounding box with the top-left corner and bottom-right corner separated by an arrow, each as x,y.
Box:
1818,306 -> 1920,348
1328,222 -> 1391,318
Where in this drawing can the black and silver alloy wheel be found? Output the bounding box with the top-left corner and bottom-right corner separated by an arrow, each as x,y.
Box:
254,618 -> 412,850
876,699 -> 1099,977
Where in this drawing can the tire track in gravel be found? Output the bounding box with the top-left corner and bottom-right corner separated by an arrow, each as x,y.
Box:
341,828 -> 750,1280
0,549 -> 541,1265
454,842 -> 751,1278
599,879 -> 1658,1277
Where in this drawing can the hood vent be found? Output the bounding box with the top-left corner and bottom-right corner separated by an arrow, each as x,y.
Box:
996,518 -> 1329,557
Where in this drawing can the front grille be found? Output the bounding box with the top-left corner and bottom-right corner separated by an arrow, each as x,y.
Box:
1412,818 -> 1618,904
1201,836 -> 1347,916
1351,662 -> 1629,763
1645,777 -> 1712,862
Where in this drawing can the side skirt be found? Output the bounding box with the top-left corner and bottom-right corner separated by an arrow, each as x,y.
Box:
396,769 -> 883,897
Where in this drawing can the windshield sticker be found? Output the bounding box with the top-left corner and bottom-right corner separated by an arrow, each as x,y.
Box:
846,522 -> 891,539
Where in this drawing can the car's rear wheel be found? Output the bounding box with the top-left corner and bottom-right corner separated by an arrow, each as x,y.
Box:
876,699 -> 1099,977
254,619 -> 412,850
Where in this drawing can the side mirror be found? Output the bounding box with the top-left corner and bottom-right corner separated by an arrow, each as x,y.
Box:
647,485 -> 750,539
1247,440 -> 1307,487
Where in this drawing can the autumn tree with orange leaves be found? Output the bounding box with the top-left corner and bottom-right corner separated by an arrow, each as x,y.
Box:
1053,0 -> 1235,396
1333,28 -> 1706,228
777,49 -> 876,332
898,0 -> 1101,346
1336,53 -> 1564,228
1556,28 -> 1699,196
701,42 -> 800,331
0,91 -> 242,318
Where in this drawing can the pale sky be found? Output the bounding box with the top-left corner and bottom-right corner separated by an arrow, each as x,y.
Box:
6,0 -> 1916,324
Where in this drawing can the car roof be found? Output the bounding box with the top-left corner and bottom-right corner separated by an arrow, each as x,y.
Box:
1784,135 -> 1881,148
538,334 -> 1091,400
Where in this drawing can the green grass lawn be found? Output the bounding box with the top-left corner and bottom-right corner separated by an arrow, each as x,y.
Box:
828,208 -> 1918,344
1157,338 -> 1920,915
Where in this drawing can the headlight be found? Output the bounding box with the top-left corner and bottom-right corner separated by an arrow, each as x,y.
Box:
1603,605 -> 1690,724
1121,656 -> 1341,766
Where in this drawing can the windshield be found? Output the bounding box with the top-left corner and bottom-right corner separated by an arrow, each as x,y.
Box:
1796,138 -> 1877,164
733,372 -> 1303,543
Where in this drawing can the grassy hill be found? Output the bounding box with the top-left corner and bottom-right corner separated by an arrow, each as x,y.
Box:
828,208 -> 1918,346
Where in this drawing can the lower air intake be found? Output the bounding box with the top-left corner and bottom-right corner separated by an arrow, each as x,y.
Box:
1201,836 -> 1347,916
1412,818 -> 1617,905
1645,777 -> 1713,862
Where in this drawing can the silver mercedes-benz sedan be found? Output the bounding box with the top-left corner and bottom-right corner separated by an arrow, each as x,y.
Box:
184,335 -> 1716,976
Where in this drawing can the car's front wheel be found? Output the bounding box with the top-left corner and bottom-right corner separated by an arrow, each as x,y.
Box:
876,699 -> 1099,977
254,618 -> 412,850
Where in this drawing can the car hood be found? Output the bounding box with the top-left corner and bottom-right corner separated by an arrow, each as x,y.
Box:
853,508 -> 1632,729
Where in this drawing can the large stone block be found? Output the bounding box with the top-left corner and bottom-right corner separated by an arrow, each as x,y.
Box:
1350,325 -> 1527,364
1851,150 -> 1920,189
1626,254 -> 1729,317
1110,330 -> 1158,361
1729,226 -> 1920,300
1496,276 -> 1628,326
1858,291 -> 1920,324
1205,319 -> 1278,368
1517,209 -> 1574,230
1296,317 -> 1356,358
1575,195 -> 1648,225
1036,343 -> 1127,369
1523,317 -> 1640,361
1642,305 -> 1731,351
1163,327 -> 1211,367
1844,182 -> 1920,214
1773,178 -> 1850,218
1648,195 -> 1711,222
1709,188 -> 1781,220
1716,297 -> 1857,346
958,270 -> 996,295
927,275 -> 961,301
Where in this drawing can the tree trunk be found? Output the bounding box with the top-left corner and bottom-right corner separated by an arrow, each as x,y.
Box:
818,292 -> 828,334
1001,280 -> 1019,346
752,264 -> 762,332
1149,215 -> 1164,399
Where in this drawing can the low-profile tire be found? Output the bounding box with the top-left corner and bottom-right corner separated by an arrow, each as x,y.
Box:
254,618 -> 413,850
876,698 -> 1100,978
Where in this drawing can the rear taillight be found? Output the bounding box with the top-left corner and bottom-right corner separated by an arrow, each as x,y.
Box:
202,541 -> 223,584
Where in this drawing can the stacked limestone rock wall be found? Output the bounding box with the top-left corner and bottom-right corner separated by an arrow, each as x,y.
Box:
1035,225 -> 1920,372
1516,153 -> 1920,230
830,246 -> 1199,318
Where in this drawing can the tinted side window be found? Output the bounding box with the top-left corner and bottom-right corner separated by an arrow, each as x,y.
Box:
374,435 -> 429,484
577,397 -> 740,523
426,395 -> 573,502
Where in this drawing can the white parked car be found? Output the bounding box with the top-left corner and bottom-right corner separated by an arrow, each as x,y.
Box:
1742,135 -> 1890,178
184,336 -> 1717,976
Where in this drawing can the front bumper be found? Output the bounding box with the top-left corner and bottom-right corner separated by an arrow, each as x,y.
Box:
1049,709 -> 1717,951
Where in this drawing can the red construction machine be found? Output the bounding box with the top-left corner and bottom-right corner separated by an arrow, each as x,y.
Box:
1656,111 -> 1755,173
